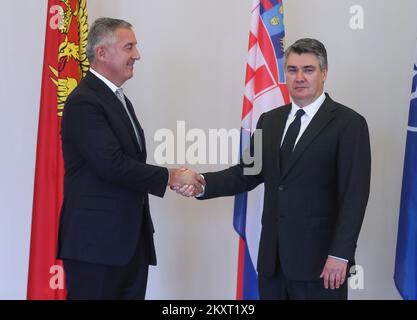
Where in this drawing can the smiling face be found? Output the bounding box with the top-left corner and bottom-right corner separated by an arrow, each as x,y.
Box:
285,52 -> 327,107
95,27 -> 140,87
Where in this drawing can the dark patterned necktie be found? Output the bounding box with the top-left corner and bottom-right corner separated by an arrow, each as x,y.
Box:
280,109 -> 305,171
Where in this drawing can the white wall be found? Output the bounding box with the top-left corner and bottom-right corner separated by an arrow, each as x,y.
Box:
1,0 -> 416,299
0,1 -> 47,299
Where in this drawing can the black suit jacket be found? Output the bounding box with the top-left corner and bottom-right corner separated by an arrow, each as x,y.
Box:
200,94 -> 371,280
57,71 -> 169,267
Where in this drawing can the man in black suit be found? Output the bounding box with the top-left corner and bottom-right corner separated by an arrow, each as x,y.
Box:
57,17 -> 205,300
177,38 -> 371,300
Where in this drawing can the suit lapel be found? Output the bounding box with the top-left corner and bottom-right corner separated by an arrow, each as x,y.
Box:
85,72 -> 146,158
125,97 -> 147,159
281,96 -> 336,179
272,105 -> 291,176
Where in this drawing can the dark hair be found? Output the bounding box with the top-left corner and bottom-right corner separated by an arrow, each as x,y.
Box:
285,38 -> 328,70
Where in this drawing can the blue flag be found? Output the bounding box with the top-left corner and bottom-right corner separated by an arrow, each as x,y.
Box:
394,44 -> 417,300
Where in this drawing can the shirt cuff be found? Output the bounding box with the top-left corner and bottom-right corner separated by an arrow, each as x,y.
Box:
195,175 -> 205,198
328,255 -> 348,263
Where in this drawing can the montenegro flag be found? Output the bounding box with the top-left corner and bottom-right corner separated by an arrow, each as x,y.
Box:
27,0 -> 88,300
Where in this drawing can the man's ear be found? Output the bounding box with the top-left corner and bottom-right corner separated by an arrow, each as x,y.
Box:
322,68 -> 328,82
95,46 -> 106,62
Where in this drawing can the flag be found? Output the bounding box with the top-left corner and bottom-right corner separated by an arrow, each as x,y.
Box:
27,0 -> 89,300
233,0 -> 289,300
394,43 -> 417,300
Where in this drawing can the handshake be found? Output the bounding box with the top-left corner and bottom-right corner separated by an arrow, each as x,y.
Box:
168,168 -> 206,197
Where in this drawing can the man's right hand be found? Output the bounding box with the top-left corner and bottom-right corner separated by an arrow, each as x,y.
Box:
168,168 -> 206,196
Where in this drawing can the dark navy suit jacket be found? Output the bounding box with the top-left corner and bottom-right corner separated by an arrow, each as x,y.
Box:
200,94 -> 371,280
58,71 -> 168,267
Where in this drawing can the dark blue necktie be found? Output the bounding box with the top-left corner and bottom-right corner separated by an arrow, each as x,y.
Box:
280,109 -> 305,171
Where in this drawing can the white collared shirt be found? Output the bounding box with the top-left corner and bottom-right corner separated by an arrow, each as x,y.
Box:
90,68 -> 120,93
280,92 -> 326,148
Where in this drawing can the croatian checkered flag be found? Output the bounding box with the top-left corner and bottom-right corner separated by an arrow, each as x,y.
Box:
233,0 -> 289,299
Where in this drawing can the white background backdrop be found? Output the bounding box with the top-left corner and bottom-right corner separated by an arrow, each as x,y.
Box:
1,0 -> 416,299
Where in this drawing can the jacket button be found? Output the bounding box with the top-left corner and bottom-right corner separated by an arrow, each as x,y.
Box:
278,185 -> 285,191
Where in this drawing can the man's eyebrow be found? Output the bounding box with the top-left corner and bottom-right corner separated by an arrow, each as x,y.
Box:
124,41 -> 136,47
286,64 -> 315,68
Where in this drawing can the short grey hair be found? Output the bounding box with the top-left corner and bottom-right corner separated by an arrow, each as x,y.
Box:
284,38 -> 328,70
86,17 -> 133,63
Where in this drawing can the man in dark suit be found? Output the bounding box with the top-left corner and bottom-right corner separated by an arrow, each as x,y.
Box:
177,38 -> 371,299
57,17 -> 205,300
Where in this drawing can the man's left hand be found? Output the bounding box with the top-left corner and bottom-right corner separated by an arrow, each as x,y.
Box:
320,257 -> 348,290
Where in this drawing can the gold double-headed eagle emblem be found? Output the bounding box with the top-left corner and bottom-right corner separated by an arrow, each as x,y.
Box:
49,0 -> 89,117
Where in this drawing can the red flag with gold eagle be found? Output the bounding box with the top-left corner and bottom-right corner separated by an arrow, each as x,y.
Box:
27,0 -> 88,300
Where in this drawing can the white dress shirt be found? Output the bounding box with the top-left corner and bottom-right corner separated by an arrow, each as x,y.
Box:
280,92 -> 326,148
